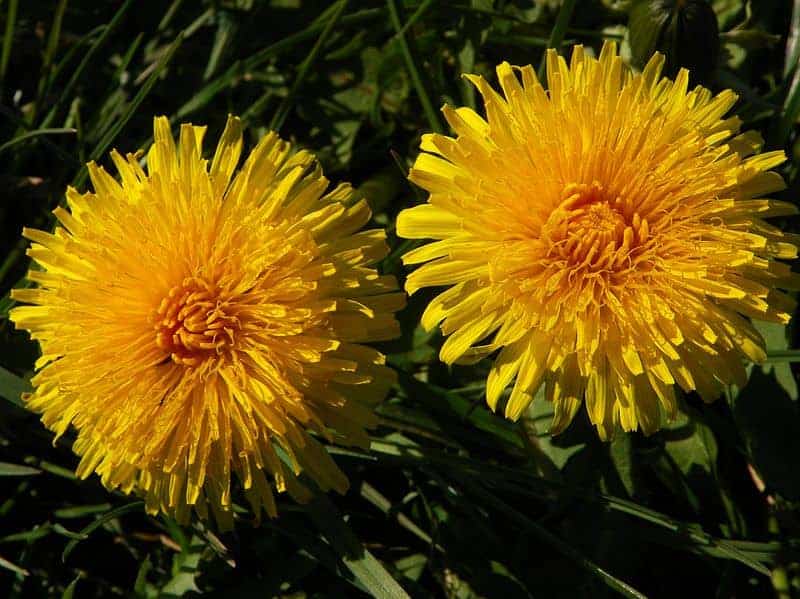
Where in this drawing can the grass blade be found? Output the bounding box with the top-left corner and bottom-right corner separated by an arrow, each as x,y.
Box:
0,365 -> 29,407
465,480 -> 647,599
174,8 -> 383,122
0,0 -> 18,84
774,0 -> 800,145
0,554 -> 28,577
340,441 -> 777,576
72,30 -> 185,189
359,481 -> 437,549
764,350 -> 800,363
40,0 -> 137,129
307,496 -> 410,599
33,0 -> 68,119
62,501 -> 144,562
390,0 -> 436,41
386,0 -> 444,133
269,0 -> 349,131
538,0 -> 578,79
0,462 -> 40,477
0,128 -> 76,155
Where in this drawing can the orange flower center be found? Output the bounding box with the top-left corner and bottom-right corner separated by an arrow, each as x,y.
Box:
544,181 -> 650,272
154,277 -> 239,366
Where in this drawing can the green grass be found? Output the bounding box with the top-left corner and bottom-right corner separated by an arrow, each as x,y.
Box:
1,1 -> 800,597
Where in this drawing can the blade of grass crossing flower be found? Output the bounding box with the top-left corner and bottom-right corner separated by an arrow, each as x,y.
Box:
269,0 -> 349,131
72,30 -> 184,189
386,0 -> 444,133
40,0 -> 136,130
464,480 -> 647,599
537,0 -> 578,79
307,496 -> 410,599
61,502 -> 145,562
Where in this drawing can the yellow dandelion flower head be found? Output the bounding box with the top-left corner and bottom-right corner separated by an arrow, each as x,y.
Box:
397,42 -> 799,439
11,115 -> 404,526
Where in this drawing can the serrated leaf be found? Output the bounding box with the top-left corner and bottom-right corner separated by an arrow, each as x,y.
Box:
609,435 -> 636,496
161,536 -> 204,596
754,320 -> 798,401
663,409 -> 717,478
528,392 -> 585,470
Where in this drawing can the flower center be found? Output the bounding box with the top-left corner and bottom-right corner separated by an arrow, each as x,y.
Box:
544,181 -> 646,271
567,201 -> 627,257
154,277 -> 238,366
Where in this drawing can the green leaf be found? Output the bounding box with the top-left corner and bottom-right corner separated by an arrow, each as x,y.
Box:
527,390 -> 586,471
662,407 -> 718,479
609,435 -> 636,496
161,536 -> 204,597
755,320 -> 798,400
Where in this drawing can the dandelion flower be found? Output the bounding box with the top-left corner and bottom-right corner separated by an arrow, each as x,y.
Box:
397,42 -> 799,439
11,116 -> 404,525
